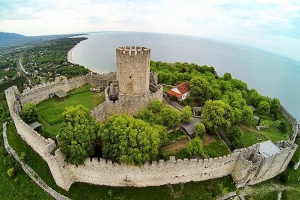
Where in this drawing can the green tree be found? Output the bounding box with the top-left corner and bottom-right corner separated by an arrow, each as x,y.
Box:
223,72 -> 232,81
186,137 -> 205,158
161,107 -> 181,129
181,106 -> 193,123
270,98 -> 280,116
202,100 -> 233,134
257,101 -> 270,115
229,126 -> 243,149
194,123 -> 205,137
138,100 -> 180,129
100,114 -> 164,165
190,77 -> 211,105
241,106 -> 253,122
20,102 -> 38,123
58,105 -> 97,166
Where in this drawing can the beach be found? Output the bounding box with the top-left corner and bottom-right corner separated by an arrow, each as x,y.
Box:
67,43 -> 104,75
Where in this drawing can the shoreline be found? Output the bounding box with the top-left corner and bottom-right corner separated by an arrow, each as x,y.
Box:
67,43 -> 104,75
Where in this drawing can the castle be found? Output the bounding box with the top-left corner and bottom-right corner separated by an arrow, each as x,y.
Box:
4,46 -> 298,191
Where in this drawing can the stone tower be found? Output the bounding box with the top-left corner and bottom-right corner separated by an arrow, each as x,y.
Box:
116,46 -> 150,95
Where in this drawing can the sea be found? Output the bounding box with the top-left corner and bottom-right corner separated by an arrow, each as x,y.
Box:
71,32 -> 300,121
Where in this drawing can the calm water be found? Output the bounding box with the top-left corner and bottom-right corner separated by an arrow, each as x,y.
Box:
72,32 -> 300,120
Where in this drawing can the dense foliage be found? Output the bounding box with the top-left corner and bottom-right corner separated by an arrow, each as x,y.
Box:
137,100 -> 181,129
59,105 -> 97,166
186,137 -> 205,158
20,102 -> 38,123
100,114 -> 167,165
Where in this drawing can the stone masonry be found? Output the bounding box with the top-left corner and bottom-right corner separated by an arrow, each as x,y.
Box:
4,46 -> 299,191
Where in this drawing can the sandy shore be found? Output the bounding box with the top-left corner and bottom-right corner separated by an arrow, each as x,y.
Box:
67,43 -> 104,75
67,44 -> 79,64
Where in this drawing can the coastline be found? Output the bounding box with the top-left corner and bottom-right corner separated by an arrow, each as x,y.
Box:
67,43 -> 104,75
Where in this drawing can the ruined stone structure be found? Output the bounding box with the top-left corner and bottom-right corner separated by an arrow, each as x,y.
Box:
4,46 -> 299,191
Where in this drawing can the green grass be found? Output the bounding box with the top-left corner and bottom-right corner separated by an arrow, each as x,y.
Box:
67,175 -> 236,200
245,191 -> 279,200
203,138 -> 231,158
0,122 -> 54,200
36,85 -> 105,139
167,130 -> 186,143
242,130 -> 268,147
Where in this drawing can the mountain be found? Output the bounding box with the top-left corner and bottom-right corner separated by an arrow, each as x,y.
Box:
0,32 -> 26,40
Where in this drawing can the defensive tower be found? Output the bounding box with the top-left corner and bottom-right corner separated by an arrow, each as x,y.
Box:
116,46 -> 150,95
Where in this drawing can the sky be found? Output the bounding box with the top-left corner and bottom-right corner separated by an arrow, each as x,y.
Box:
0,0 -> 300,61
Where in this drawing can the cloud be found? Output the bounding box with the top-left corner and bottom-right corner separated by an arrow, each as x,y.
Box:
0,0 -> 299,44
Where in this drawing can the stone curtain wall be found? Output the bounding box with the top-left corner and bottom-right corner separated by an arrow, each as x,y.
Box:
5,87 -> 74,190
2,123 -> 70,200
69,155 -> 239,187
280,105 -> 299,142
4,77 -> 298,191
20,76 -> 87,106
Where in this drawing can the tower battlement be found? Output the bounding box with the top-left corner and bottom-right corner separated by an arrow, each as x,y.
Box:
116,46 -> 150,56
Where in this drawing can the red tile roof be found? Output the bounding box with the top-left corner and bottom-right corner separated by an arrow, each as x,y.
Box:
167,82 -> 190,98
176,82 -> 190,94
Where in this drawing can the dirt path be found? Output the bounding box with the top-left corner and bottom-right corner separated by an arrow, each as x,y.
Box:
202,134 -> 216,146
162,139 -> 189,155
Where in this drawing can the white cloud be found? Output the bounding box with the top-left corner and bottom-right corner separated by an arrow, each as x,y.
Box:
0,0 -> 300,60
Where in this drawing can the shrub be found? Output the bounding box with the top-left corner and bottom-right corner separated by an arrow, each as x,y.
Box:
7,167 -> 14,177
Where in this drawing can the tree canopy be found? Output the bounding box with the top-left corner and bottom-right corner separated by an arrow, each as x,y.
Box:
20,102 -> 38,123
59,105 -> 97,166
186,137 -> 205,158
202,100 -> 233,134
137,100 -> 180,129
100,114 -> 167,165
181,106 -> 193,123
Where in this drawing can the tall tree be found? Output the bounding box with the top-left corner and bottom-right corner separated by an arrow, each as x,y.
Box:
186,137 -> 205,158
181,106 -> 193,123
194,123 -> 205,137
202,100 -> 233,134
190,77 -> 211,105
20,102 -> 38,123
59,105 -> 97,166
257,101 -> 270,115
270,98 -> 281,115
100,114 -> 165,165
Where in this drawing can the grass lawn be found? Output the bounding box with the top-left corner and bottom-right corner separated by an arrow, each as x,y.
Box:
36,85 -> 105,139
236,116 -> 289,148
203,138 -> 231,158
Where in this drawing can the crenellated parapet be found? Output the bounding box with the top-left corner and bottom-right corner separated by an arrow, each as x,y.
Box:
116,46 -> 150,56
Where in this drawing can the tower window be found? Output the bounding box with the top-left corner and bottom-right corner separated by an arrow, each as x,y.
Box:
129,76 -> 132,79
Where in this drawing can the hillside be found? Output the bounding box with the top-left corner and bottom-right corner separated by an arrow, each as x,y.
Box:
0,32 -> 26,40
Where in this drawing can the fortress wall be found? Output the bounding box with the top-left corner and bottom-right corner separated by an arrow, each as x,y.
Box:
280,105 -> 299,142
5,88 -> 56,154
20,76 -> 88,105
92,85 -> 164,122
70,154 -> 240,187
4,75 -> 298,191
87,73 -> 116,87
